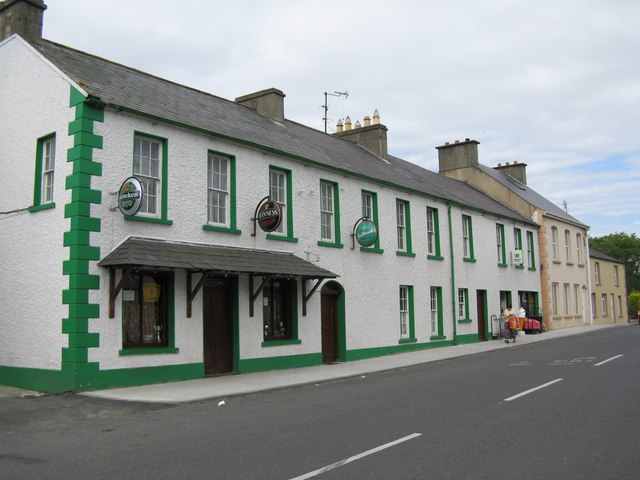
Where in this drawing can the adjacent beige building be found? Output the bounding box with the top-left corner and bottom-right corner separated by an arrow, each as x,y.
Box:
589,247 -> 628,324
437,139 -> 592,330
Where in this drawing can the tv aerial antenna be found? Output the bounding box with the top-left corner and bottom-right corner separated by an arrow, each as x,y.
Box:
322,90 -> 349,133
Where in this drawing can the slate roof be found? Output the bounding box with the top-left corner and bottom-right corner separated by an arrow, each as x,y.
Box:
476,164 -> 588,228
98,237 -> 338,278
589,246 -> 624,264
31,38 -> 534,225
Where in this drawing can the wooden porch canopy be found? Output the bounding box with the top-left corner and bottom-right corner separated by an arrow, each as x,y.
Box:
97,236 -> 338,318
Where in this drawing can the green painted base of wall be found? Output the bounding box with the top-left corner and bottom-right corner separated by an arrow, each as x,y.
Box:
345,340 -> 454,362
238,353 -> 322,373
456,334 -> 480,344
0,366 -> 70,393
0,363 -> 204,393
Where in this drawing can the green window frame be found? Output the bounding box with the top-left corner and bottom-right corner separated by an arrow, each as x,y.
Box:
426,206 -> 443,260
457,288 -> 471,322
29,133 -> 57,212
396,199 -> 415,257
462,214 -> 475,262
203,150 -> 240,234
361,190 -> 383,253
526,231 -> 536,271
317,179 -> 343,248
496,223 -> 507,267
514,227 -> 524,269
267,166 -> 298,243
430,286 -> 445,340
127,132 -> 172,225
399,285 -> 416,343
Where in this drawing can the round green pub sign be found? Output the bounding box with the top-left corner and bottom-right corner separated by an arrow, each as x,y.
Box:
356,219 -> 378,247
117,177 -> 143,216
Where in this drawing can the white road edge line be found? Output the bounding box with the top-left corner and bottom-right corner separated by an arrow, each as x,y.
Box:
504,378 -> 563,402
594,354 -> 623,366
289,433 -> 423,480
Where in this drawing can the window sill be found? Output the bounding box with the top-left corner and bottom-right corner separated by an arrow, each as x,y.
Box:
125,216 -> 173,225
203,224 -> 241,234
399,337 -> 417,344
317,241 -> 344,249
427,255 -> 444,261
497,263 -> 508,268
430,335 -> 446,341
396,251 -> 416,257
266,234 -> 299,243
261,339 -> 302,347
578,264 -> 585,268
119,347 -> 179,356
552,260 -> 562,264
463,257 -> 477,263
515,265 -> 525,269
528,267 -> 537,272
458,319 -> 472,323
360,246 -> 384,254
566,262 -> 574,266
29,203 -> 55,212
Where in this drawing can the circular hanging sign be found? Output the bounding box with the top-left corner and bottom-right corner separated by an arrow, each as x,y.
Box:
356,219 -> 378,247
117,177 -> 143,216
256,199 -> 282,232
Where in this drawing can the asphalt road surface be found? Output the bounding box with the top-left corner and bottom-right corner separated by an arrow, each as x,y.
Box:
2,325 -> 639,479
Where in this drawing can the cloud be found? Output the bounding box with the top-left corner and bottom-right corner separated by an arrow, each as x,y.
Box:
43,0 -> 640,235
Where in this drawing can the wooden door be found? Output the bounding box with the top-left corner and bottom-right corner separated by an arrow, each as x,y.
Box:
203,278 -> 233,375
476,290 -> 487,341
321,287 -> 340,364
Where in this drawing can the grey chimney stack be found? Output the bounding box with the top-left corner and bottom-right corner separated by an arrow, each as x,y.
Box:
333,110 -> 388,158
494,160 -> 528,185
436,138 -> 480,173
0,0 -> 47,42
235,88 -> 286,123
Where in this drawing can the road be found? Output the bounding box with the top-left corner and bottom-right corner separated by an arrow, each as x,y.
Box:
1,326 -> 639,479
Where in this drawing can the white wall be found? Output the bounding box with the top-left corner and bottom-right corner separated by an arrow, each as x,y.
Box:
0,37 -> 74,369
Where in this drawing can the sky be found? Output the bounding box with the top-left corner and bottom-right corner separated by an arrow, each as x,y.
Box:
42,0 -> 640,237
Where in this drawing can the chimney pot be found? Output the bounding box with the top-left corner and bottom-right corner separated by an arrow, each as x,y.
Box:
363,116 -> 371,127
465,138 -> 470,142
454,140 -> 460,144
373,110 -> 380,125
355,120 -> 361,129
345,116 -> 352,131
336,119 -> 343,133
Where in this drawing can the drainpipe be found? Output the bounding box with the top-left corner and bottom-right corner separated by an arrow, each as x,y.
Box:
447,202 -> 458,345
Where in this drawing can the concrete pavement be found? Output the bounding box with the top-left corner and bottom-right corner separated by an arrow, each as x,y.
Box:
0,324 -> 629,403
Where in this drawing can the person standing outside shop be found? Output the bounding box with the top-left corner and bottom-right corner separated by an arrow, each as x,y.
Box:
503,304 -> 518,343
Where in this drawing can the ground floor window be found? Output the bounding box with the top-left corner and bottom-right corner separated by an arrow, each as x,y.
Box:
518,291 -> 539,318
122,271 -> 170,348
263,278 -> 296,341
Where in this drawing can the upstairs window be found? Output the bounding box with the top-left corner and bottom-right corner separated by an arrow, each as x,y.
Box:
30,133 -> 56,211
462,215 -> 475,261
134,135 -> 162,217
207,153 -> 229,227
426,207 -> 441,258
551,226 -> 558,260
564,229 -> 572,262
496,224 -> 506,265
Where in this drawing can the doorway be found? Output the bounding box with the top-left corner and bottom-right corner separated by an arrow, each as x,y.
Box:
476,290 -> 487,341
203,277 -> 233,375
321,282 -> 342,363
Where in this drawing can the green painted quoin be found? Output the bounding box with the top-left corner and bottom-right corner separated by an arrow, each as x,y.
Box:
61,86 -> 103,391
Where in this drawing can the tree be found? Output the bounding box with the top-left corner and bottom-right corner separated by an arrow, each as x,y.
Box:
590,232 -> 640,295
629,292 -> 640,319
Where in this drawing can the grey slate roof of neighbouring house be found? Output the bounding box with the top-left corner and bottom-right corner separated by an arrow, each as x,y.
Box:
476,164 -> 588,227
98,237 -> 338,278
31,37 -> 535,226
589,246 -> 624,264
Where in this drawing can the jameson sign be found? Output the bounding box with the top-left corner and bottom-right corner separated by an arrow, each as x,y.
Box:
117,177 -> 143,216
256,199 -> 282,232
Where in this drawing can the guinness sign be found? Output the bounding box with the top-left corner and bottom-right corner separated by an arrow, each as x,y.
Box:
256,199 -> 282,233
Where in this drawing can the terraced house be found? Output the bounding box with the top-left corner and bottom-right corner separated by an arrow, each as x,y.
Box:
0,0 -> 541,392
